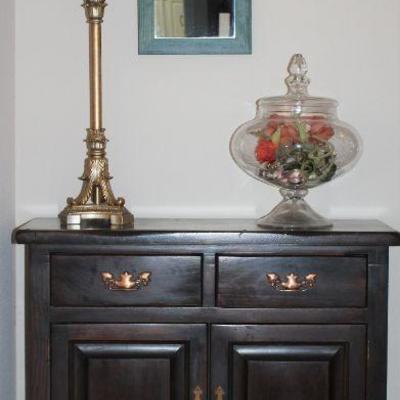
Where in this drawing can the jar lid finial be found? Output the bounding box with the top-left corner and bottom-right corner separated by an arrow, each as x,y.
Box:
285,54 -> 310,97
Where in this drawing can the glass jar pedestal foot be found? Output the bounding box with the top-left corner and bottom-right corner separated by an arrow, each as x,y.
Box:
257,189 -> 332,229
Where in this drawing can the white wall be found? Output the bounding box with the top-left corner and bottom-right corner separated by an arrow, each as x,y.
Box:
0,0 -> 15,398
15,0 -> 400,398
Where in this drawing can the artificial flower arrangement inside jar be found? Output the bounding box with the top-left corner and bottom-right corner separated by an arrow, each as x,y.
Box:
230,54 -> 362,229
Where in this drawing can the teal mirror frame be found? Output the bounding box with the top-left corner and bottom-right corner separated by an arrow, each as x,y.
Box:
138,0 -> 252,55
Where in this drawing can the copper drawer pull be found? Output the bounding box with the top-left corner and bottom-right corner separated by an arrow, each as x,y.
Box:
266,272 -> 317,292
101,271 -> 151,291
193,386 -> 203,400
215,386 -> 225,400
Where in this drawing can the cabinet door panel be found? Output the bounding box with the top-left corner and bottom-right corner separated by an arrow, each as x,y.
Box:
52,324 -> 207,400
211,325 -> 366,400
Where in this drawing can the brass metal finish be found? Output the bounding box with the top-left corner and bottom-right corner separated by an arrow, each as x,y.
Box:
59,0 -> 133,226
89,23 -> 103,129
266,272 -> 318,292
101,271 -> 152,291
215,386 -> 225,400
193,386 -> 203,400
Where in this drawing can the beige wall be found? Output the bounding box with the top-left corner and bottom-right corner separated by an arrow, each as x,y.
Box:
0,0 -> 15,398
14,0 -> 400,399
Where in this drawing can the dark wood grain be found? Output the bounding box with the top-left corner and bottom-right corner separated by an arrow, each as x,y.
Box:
202,253 -> 216,307
49,307 -> 369,324
13,218 -> 400,246
366,247 -> 389,400
70,342 -> 185,400
211,324 -> 366,400
52,324 -> 207,400
87,358 -> 172,400
15,218 -> 399,400
25,246 -> 50,400
51,254 -> 202,307
234,343 -> 345,400
217,255 -> 367,308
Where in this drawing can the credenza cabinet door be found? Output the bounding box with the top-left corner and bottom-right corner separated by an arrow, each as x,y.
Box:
51,324 -> 207,400
211,325 -> 366,400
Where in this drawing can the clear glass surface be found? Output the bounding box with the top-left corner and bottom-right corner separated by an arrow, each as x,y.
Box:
230,54 -> 362,229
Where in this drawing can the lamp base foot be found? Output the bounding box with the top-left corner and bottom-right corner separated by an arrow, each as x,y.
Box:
59,204 -> 134,227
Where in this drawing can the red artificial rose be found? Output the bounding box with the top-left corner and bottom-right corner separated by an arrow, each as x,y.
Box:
265,114 -> 281,136
314,126 -> 334,141
309,118 -> 334,142
280,123 -> 299,145
256,139 -> 277,163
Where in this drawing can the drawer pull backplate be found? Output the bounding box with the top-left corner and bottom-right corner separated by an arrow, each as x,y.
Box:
266,272 -> 317,292
101,271 -> 152,291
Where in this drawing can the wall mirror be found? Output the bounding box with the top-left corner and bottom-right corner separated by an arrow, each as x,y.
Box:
138,0 -> 252,54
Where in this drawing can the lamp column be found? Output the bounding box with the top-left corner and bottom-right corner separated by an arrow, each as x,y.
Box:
59,0 -> 133,226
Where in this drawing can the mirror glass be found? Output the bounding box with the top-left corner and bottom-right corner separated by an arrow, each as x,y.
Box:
155,0 -> 234,38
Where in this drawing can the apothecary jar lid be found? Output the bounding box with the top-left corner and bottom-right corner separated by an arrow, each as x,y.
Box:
256,54 -> 339,116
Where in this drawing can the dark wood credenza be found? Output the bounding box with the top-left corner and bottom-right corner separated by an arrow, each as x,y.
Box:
14,218 -> 400,400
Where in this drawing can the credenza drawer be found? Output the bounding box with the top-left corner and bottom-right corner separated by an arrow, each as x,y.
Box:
50,254 -> 202,306
217,256 -> 367,308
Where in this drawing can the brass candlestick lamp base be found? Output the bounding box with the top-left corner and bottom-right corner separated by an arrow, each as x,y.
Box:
59,0 -> 133,226
58,129 -> 134,226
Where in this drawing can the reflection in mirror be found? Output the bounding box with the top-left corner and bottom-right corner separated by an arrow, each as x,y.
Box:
155,0 -> 234,38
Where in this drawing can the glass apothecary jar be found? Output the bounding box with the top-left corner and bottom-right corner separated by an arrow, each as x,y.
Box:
230,54 -> 362,229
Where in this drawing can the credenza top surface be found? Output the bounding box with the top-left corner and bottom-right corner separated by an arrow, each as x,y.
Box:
13,218 -> 400,246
